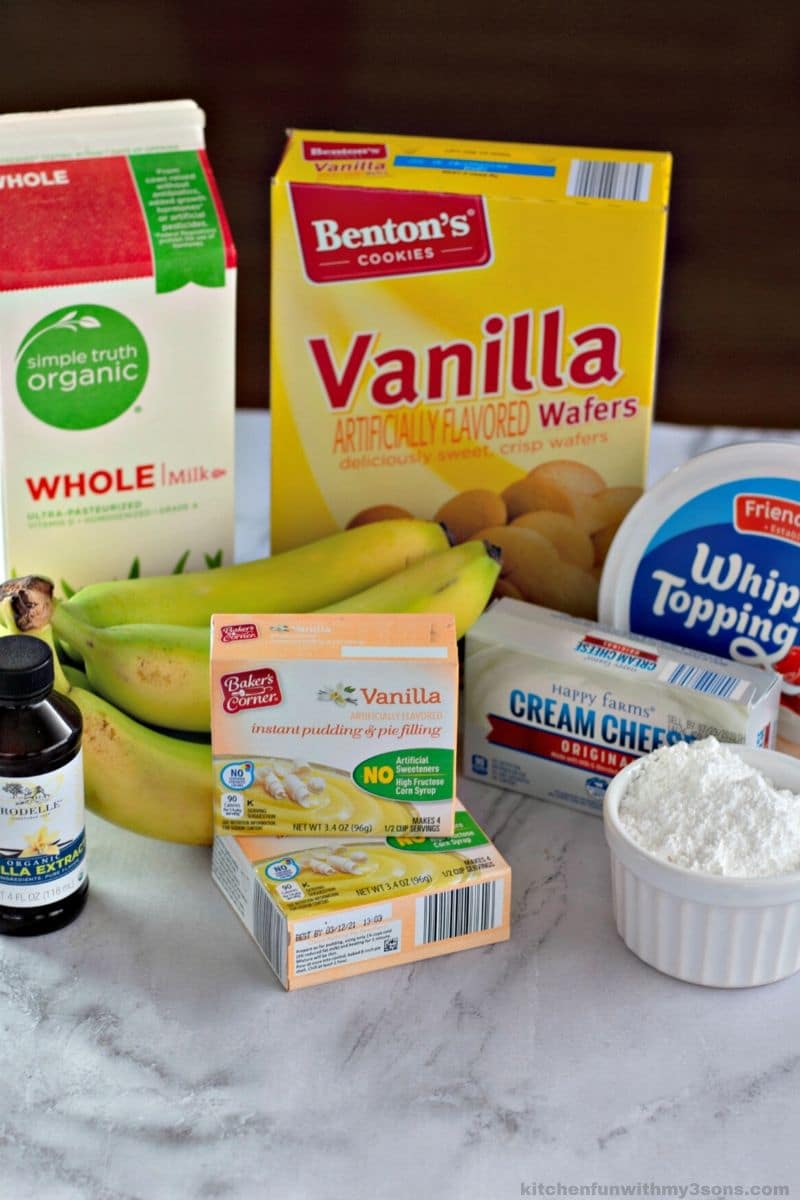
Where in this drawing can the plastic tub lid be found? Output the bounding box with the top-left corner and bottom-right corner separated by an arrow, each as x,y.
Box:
598,442 -> 800,702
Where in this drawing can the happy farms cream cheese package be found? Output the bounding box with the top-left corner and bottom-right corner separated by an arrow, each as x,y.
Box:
211,613 -> 458,837
0,101 -> 236,589
463,598 -> 781,815
271,130 -> 671,617
212,801 -> 511,989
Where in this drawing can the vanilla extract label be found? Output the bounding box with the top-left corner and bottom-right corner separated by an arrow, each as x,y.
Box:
0,755 -> 87,908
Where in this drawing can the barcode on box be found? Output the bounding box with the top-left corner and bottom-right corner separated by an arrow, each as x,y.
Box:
666,663 -> 748,701
253,884 -> 288,985
415,879 -> 504,945
567,159 -> 653,202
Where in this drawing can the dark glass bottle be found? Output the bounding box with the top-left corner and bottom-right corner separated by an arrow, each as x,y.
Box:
0,636 -> 88,935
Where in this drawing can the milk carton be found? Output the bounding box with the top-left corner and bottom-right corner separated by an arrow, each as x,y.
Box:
270,130 -> 671,618
0,101 -> 236,588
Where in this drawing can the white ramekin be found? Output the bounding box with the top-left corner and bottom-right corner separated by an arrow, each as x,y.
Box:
604,746 -> 800,988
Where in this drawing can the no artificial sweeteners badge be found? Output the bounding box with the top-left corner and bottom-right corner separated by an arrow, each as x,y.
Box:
598,443 -> 800,756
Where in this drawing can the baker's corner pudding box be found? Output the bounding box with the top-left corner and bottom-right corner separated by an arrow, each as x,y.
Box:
210,612 -> 458,837
212,801 -> 511,990
0,100 -> 236,590
271,129 -> 671,617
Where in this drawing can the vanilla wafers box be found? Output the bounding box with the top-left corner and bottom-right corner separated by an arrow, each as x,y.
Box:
271,130 -> 671,617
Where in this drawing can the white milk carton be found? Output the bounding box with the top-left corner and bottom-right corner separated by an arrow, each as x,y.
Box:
0,101 -> 236,589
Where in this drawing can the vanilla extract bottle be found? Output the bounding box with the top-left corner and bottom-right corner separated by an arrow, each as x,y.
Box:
0,636 -> 88,935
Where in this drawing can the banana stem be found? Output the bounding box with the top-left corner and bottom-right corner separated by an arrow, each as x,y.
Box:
0,575 -> 55,630
0,597 -> 72,695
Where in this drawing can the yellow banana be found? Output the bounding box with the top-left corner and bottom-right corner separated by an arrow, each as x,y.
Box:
63,519 -> 449,628
51,541 -> 501,734
53,604 -> 210,732
65,673 -> 213,845
0,618 -> 212,844
5,540 -> 501,846
323,539 -> 501,635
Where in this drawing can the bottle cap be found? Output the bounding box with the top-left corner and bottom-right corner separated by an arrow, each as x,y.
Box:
0,635 -> 54,702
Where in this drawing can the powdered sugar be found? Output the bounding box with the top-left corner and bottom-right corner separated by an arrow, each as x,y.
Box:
618,737 -> 800,877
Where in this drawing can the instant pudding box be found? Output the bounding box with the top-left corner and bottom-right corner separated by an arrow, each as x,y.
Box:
210,613 -> 459,837
212,801 -> 511,990
271,130 -> 671,617
0,101 -> 236,588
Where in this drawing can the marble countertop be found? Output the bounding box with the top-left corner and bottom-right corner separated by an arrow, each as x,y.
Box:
3,416 -> 799,1200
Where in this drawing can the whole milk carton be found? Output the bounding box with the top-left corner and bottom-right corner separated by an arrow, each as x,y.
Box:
0,101 -> 236,588
271,130 -> 671,617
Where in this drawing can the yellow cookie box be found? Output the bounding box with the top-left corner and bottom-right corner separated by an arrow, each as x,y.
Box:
210,612 -> 458,837
212,802 -> 511,990
271,130 -> 671,617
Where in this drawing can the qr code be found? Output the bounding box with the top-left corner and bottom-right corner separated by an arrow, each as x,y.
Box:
383,935 -> 399,953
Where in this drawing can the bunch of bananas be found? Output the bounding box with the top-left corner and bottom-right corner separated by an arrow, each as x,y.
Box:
1,520 -> 500,845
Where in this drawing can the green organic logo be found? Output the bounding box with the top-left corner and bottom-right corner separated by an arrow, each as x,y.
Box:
16,304 -> 149,430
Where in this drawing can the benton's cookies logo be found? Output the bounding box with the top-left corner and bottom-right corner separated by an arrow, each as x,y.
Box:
221,668 -> 282,713
289,183 -> 492,283
302,140 -> 387,165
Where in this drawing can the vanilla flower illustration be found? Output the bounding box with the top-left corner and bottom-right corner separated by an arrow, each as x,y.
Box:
19,825 -> 60,857
317,682 -> 357,707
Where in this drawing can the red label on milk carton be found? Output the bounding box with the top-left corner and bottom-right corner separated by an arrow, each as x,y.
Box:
734,494 -> 800,547
289,183 -> 492,283
221,669 -> 282,713
220,623 -> 259,643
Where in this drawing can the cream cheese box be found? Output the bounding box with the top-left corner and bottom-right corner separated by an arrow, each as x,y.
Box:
463,598 -> 782,815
